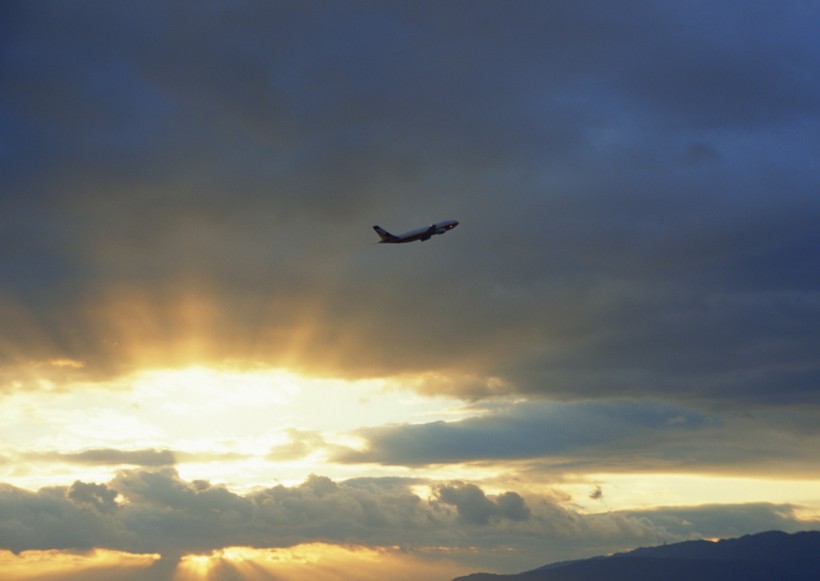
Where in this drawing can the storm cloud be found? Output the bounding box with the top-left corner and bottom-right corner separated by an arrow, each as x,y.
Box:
1,0 -> 817,406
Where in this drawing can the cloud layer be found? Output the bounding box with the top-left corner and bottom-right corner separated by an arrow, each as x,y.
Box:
1,1 -> 818,406
1,469 -> 814,569
332,398 -> 820,478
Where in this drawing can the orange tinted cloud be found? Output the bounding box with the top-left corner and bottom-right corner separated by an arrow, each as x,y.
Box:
0,549 -> 159,581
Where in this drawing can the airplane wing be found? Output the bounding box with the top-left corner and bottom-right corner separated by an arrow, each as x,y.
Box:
419,225 -> 437,241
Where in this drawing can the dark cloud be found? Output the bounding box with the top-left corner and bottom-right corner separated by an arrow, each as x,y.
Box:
335,398 -> 820,477
0,469 -> 815,568
434,482 -> 531,526
36,449 -> 176,467
336,399 -> 719,466
20,448 -> 250,471
2,3 -> 819,575
66,481 -> 119,514
1,1 -> 819,407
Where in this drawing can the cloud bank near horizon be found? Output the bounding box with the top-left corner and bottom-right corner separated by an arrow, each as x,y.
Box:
1,468 -> 814,565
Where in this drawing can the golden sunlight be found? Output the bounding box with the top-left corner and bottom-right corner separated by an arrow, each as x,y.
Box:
0,363 -> 470,492
177,553 -> 215,578
561,473 -> 820,515
0,549 -> 160,581
172,544 -> 465,581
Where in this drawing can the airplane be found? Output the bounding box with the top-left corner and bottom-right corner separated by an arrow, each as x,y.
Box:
372,219 -> 459,243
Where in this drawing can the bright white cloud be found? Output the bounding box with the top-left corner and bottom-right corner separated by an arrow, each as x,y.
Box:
0,366 -> 470,490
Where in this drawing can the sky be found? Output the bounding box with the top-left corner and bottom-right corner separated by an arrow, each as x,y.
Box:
1,1 -> 820,579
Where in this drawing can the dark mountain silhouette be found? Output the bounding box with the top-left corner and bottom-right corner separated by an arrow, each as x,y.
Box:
453,530 -> 820,581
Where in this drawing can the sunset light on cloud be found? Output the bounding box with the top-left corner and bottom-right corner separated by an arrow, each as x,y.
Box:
2,1 -> 820,579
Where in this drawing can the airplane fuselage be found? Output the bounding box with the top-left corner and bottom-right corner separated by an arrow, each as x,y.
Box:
373,219 -> 459,243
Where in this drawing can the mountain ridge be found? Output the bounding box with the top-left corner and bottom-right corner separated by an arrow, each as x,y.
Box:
453,530 -> 820,581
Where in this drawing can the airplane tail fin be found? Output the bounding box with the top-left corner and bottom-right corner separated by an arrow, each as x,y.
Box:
372,225 -> 398,243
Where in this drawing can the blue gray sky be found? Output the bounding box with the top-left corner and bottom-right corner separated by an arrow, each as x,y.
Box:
1,2 -> 819,580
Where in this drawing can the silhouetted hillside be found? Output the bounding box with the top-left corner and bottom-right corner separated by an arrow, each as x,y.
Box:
453,530 -> 820,581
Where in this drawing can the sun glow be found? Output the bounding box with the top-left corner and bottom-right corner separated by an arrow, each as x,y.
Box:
0,549 -> 160,580
172,544 -> 464,581
559,473 -> 820,515
0,363 -> 469,491
178,553 -> 215,578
